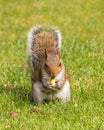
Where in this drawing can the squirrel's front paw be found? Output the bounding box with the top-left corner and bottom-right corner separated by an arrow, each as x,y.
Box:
49,80 -> 62,90
49,83 -> 56,89
56,80 -> 64,89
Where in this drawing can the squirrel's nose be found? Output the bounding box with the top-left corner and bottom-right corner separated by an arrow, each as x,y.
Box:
52,76 -> 55,79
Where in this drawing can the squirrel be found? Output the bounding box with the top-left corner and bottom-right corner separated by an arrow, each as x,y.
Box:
27,25 -> 70,104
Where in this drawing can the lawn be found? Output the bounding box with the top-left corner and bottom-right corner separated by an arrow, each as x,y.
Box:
0,0 -> 104,130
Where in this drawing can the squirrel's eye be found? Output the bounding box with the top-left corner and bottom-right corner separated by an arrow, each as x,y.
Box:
58,62 -> 61,67
45,63 -> 48,67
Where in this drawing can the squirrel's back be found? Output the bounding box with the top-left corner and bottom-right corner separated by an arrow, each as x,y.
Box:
28,26 -> 62,61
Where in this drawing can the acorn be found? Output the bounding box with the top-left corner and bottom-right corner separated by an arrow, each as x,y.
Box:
50,78 -> 56,86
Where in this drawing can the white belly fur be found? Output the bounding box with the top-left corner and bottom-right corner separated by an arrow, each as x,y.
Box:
32,80 -> 70,104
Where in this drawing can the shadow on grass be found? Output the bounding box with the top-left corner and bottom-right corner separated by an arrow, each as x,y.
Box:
0,85 -> 33,106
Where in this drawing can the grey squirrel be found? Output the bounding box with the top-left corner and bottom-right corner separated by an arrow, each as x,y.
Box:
27,25 -> 70,104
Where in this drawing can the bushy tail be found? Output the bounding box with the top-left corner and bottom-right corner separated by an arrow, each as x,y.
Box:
27,25 -> 62,69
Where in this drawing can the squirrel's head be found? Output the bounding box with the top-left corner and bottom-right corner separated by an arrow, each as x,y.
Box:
44,49 -> 63,78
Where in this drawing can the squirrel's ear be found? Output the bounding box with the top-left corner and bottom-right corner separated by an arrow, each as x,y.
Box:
58,48 -> 60,59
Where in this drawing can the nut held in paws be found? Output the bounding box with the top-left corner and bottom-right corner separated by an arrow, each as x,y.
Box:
50,78 -> 56,85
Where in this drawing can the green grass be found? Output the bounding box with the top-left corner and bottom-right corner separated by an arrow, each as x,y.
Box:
0,0 -> 104,129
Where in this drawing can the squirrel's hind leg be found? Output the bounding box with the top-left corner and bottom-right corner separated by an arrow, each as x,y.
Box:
32,81 -> 45,104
